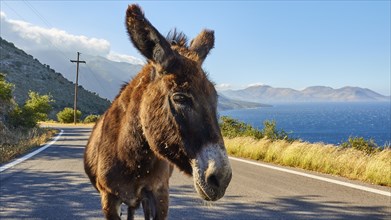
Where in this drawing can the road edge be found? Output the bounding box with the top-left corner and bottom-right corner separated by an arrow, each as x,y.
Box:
0,129 -> 64,173
229,156 -> 391,197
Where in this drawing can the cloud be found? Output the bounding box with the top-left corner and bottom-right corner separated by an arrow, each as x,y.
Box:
107,51 -> 145,65
0,11 -> 141,65
1,12 -> 109,56
247,82 -> 265,87
215,83 -> 233,91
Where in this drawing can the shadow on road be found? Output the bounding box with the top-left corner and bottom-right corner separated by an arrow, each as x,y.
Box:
0,126 -> 102,219
0,169 -> 102,219
60,127 -> 93,137
2,173 -> 388,219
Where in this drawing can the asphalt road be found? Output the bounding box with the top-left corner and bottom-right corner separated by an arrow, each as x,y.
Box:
1,126 -> 390,219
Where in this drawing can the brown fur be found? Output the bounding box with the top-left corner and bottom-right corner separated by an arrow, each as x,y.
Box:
84,4 -> 231,220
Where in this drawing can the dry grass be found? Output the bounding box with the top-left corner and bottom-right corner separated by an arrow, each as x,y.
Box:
224,137 -> 391,187
39,121 -> 95,127
0,123 -> 57,164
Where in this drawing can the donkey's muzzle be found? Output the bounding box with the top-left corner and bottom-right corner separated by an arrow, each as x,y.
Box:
192,144 -> 232,201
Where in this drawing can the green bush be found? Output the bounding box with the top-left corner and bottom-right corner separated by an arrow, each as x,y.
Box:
341,136 -> 380,154
220,116 -> 263,139
0,73 -> 14,102
0,73 -> 14,121
84,114 -> 100,123
219,116 -> 293,141
9,105 -> 35,128
57,107 -> 81,123
24,91 -> 54,122
262,120 -> 292,142
8,91 -> 54,128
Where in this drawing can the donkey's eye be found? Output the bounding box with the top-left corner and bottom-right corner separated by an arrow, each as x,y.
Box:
172,93 -> 192,106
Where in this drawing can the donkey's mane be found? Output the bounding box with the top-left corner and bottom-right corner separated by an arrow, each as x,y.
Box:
166,29 -> 188,48
112,81 -> 130,101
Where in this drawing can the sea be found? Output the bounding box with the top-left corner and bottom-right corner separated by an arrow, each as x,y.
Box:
219,102 -> 391,146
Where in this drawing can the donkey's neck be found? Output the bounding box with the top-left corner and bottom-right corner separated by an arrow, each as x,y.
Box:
112,66 -> 157,167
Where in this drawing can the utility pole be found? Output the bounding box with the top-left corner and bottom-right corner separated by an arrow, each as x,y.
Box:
70,52 -> 86,124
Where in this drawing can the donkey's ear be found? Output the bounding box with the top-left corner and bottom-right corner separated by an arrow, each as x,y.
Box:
126,4 -> 176,70
189,29 -> 215,63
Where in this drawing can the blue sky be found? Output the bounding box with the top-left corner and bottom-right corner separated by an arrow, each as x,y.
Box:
1,1 -> 390,95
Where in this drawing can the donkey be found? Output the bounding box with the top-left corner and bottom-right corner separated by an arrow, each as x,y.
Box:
84,4 -> 232,220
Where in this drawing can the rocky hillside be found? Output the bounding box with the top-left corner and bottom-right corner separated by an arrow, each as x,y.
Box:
0,37 -> 111,118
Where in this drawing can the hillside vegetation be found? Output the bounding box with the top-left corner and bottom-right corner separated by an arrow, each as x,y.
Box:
0,37 -> 110,118
0,74 -> 57,163
0,37 -> 109,163
221,117 -> 391,187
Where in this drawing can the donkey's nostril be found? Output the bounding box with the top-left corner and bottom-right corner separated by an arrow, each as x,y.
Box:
206,174 -> 220,188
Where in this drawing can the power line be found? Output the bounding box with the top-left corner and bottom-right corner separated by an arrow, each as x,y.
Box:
23,0 -> 70,60
23,0 -> 53,28
3,1 -> 70,61
2,2 -> 24,20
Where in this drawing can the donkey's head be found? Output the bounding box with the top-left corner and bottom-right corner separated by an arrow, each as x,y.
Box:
126,4 -> 231,201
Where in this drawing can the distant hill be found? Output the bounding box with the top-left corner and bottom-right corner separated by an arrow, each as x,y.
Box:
217,95 -> 271,111
221,85 -> 390,103
0,37 -> 111,118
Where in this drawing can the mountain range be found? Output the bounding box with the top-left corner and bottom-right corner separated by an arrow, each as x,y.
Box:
25,42 -> 388,104
221,85 -> 390,103
3,36 -> 387,116
0,37 -> 260,114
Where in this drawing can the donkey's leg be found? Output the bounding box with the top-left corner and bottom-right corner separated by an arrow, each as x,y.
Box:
142,197 -> 151,220
126,205 -> 138,220
153,185 -> 169,220
101,192 -> 122,220
141,188 -> 156,220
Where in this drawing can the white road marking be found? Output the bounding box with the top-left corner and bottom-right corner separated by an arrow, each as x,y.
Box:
229,156 -> 391,197
0,130 -> 64,173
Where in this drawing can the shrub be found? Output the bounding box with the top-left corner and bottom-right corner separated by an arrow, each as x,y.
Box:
84,114 -> 100,123
8,91 -> 54,128
0,73 -> 14,102
220,116 -> 263,139
262,120 -> 293,142
0,73 -> 14,122
24,91 -> 54,122
219,116 -> 293,141
9,105 -> 35,128
57,107 -> 81,123
341,136 -> 380,154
